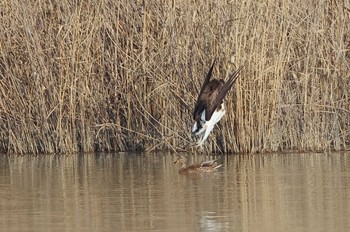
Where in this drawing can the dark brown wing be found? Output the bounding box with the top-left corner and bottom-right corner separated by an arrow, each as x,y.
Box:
192,60 -> 216,120
205,66 -> 243,121
197,59 -> 216,101
193,80 -> 221,121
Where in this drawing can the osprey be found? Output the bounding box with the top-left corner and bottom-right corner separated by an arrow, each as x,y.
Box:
192,60 -> 243,147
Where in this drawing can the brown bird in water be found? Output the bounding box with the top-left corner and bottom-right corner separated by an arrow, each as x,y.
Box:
192,60 -> 243,147
174,156 -> 222,174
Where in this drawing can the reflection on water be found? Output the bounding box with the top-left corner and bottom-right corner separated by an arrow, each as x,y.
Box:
0,152 -> 350,232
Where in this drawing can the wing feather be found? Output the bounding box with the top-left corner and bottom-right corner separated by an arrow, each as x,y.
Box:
193,59 -> 216,120
197,59 -> 216,102
205,66 -> 243,121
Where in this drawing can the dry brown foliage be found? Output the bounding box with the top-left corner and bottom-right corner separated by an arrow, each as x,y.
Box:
0,0 -> 349,154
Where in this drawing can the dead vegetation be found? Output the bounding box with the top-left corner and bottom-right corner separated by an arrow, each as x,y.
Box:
0,0 -> 349,154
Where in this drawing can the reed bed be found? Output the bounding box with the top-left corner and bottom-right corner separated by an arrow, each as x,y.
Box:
0,0 -> 349,154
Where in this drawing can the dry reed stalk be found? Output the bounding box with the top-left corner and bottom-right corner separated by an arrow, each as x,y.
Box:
0,0 -> 349,154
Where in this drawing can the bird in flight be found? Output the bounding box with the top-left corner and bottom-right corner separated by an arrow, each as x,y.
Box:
192,60 -> 243,147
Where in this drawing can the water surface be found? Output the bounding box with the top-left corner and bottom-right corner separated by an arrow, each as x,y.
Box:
0,152 -> 349,232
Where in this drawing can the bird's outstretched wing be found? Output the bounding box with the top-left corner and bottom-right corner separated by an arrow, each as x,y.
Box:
197,59 -> 216,101
205,66 -> 243,121
193,59 -> 216,120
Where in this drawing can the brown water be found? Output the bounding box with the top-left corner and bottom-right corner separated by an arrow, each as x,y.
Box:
0,152 -> 349,232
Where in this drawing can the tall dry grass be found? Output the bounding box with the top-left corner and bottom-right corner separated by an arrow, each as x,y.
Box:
0,0 -> 349,154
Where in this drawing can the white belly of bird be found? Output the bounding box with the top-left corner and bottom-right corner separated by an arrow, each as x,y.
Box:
196,108 -> 226,146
